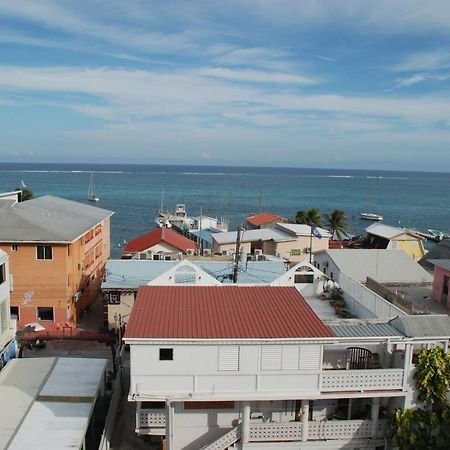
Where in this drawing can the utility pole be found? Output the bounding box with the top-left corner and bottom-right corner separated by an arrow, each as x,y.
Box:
199,206 -> 203,255
232,226 -> 242,283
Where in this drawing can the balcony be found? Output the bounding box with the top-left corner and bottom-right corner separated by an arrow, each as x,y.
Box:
136,407 -> 165,435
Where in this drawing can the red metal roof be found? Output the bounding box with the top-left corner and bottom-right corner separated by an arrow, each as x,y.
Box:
124,227 -> 198,253
124,286 -> 334,340
246,212 -> 285,227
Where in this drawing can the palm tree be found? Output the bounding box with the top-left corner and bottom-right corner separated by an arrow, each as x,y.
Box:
295,208 -> 321,226
18,188 -> 34,201
325,209 -> 349,240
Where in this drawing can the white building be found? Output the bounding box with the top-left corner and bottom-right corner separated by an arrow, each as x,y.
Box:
0,249 -> 15,369
123,285 -> 450,450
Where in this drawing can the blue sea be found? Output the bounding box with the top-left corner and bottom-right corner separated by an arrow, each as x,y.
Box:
0,163 -> 449,258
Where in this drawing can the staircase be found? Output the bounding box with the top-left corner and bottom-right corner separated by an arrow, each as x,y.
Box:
200,425 -> 241,450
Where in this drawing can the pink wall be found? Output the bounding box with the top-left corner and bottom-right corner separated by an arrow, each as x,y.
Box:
432,265 -> 450,308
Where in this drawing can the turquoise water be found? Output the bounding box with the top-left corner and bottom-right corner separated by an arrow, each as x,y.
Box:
0,163 -> 449,258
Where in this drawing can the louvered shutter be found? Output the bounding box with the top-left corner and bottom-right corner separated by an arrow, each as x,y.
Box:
218,346 -> 239,371
260,346 -> 282,371
299,345 -> 321,370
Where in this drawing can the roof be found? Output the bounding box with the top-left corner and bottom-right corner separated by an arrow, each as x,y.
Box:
420,240 -> 450,272
246,212 -> 286,227
124,227 -> 198,253
102,259 -> 287,289
276,223 -> 332,238
389,315 -> 450,337
0,195 -> 113,243
329,321 -> 402,338
212,228 -> 294,245
366,223 -> 424,240
319,249 -> 432,283
429,259 -> 450,271
124,286 -> 334,340
0,357 -> 107,450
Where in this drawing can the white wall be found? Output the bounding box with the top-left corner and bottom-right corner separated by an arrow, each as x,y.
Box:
0,250 -> 12,348
130,343 -> 322,399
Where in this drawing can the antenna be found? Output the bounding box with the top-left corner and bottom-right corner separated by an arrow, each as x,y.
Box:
198,206 -> 203,255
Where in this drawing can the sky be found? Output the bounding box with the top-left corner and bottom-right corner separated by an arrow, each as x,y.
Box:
0,0 -> 450,171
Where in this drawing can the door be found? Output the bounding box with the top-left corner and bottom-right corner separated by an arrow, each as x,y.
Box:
442,275 -> 449,306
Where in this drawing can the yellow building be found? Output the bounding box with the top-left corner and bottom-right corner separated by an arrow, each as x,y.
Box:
365,223 -> 425,261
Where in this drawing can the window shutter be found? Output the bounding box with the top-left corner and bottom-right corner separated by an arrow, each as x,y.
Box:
260,346 -> 282,371
299,345 -> 321,370
218,346 -> 239,371
282,345 -> 300,370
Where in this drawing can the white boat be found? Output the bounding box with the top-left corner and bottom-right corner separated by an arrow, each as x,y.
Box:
360,212 -> 383,221
88,173 -> 100,202
427,229 -> 450,241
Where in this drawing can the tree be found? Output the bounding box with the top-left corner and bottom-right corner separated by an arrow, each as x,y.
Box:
325,209 -> 349,240
387,346 -> 450,450
295,208 -> 321,226
17,188 -> 34,201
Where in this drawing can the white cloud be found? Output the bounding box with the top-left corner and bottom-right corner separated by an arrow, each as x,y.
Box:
392,49 -> 450,72
393,74 -> 426,89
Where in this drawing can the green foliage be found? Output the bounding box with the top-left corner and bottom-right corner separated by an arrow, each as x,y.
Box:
325,209 -> 349,239
388,346 -> 450,450
295,208 -> 321,226
414,346 -> 450,407
17,188 -> 34,201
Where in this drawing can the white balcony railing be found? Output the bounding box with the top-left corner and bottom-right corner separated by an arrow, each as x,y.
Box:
309,419 -> 385,440
138,408 -> 166,429
250,421 -> 302,441
200,426 -> 241,450
321,368 -> 404,391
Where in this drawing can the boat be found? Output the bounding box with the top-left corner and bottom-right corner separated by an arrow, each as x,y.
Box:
88,173 -> 99,202
360,212 -> 383,221
427,229 -> 450,241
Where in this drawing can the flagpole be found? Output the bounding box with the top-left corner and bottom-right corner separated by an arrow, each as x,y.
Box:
309,225 -> 313,263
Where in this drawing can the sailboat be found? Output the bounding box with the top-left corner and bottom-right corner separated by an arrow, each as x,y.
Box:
88,173 -> 100,202
360,179 -> 383,221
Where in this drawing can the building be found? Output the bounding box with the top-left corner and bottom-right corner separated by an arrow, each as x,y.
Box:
122,227 -> 198,260
419,239 -> 450,273
363,223 -> 426,261
431,259 -> 450,308
212,223 -> 330,262
245,212 -> 290,230
101,259 -> 287,329
314,249 -> 432,284
0,192 -> 113,329
0,356 -> 108,449
123,285 -> 450,450
0,250 -> 16,369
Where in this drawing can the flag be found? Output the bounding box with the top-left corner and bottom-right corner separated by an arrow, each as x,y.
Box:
311,225 -> 322,239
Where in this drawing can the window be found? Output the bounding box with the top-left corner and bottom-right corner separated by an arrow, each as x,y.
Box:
108,292 -> 121,305
10,306 -> 19,321
159,348 -> 173,360
0,263 -> 5,285
174,265 -> 196,284
37,307 -> 54,321
37,245 -> 52,260
218,346 -> 240,371
11,244 -> 18,251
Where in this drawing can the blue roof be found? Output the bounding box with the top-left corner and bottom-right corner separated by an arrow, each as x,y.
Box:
101,259 -> 287,289
190,228 -> 215,244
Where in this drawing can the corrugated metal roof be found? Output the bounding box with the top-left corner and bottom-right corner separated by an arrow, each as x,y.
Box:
102,260 -> 287,289
366,223 -> 423,240
430,259 -> 450,271
322,249 -> 432,283
102,260 -> 177,289
276,223 -> 331,238
124,286 -> 334,340
390,315 -> 450,337
246,212 -> 285,227
0,195 -> 113,243
212,228 -> 294,244
124,227 -> 198,253
196,260 -> 287,284
330,322 -> 402,338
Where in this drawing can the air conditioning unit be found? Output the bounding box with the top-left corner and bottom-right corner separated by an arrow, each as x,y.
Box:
254,249 -> 263,256
203,249 -> 212,256
222,250 -> 228,256
256,254 -> 266,261
186,249 -> 195,256
78,262 -> 84,270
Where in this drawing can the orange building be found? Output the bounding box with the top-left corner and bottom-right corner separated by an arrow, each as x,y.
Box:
0,191 -> 113,330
